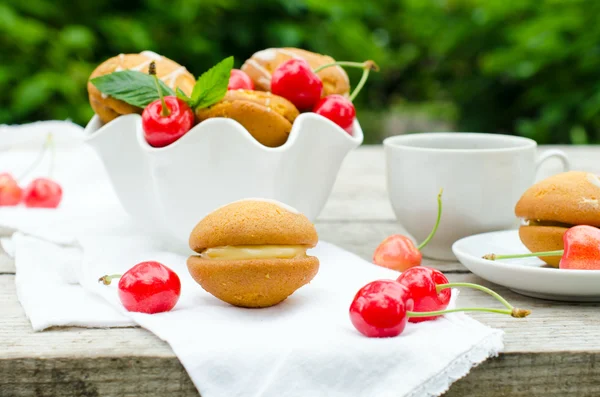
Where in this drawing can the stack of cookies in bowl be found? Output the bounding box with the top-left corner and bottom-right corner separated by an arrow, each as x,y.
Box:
86,47 -> 372,148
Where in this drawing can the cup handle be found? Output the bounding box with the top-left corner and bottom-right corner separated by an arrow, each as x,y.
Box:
536,149 -> 570,173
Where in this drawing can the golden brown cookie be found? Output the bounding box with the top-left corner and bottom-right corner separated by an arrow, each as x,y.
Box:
187,199 -> 319,308
88,51 -> 196,124
515,171 -> 600,226
518,225 -> 567,267
241,48 -> 350,98
195,89 -> 299,147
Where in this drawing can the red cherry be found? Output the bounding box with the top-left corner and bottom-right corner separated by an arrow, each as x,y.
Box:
228,69 -> 254,90
373,234 -> 422,272
22,178 -> 62,208
349,280 -> 414,338
115,261 -> 181,314
396,267 -> 451,323
271,59 -> 323,110
560,225 -> 600,270
142,96 -> 194,148
0,173 -> 22,206
313,94 -> 356,134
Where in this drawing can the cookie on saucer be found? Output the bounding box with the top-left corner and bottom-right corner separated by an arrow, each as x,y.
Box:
515,171 -> 600,267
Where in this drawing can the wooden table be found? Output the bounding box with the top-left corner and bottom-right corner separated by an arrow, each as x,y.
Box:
2,145 -> 600,397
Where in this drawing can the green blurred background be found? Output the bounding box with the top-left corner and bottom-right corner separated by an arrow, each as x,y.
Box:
2,0 -> 600,144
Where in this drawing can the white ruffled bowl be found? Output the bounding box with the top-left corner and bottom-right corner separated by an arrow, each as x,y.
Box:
83,113 -> 363,251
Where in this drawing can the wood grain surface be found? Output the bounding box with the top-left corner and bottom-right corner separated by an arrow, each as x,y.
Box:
2,144 -> 600,397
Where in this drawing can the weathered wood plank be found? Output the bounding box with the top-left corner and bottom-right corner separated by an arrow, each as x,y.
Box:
4,352 -> 600,397
445,353 -> 600,397
2,273 -> 600,396
0,358 -> 197,397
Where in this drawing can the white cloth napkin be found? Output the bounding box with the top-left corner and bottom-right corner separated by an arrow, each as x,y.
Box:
1,121 -> 504,397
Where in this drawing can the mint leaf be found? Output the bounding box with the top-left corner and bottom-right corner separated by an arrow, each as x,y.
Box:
176,87 -> 193,107
190,56 -> 234,109
90,71 -> 175,108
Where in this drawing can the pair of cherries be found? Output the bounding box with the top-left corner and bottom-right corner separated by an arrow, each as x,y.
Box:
0,174 -> 62,208
229,61 -> 370,134
229,61 -> 364,133
350,266 -> 530,338
271,59 -> 377,134
0,135 -> 63,209
100,261 -> 181,314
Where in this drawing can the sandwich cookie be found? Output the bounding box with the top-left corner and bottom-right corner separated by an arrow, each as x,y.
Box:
187,199 -> 319,308
515,171 -> 600,267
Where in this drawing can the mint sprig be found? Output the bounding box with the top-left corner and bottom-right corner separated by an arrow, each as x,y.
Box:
89,56 -> 234,110
90,71 -> 174,108
189,56 -> 234,109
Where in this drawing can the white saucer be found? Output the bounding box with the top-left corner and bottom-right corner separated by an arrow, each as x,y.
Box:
452,230 -> 600,302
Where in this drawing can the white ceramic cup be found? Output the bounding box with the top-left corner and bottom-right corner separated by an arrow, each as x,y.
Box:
383,132 -> 570,260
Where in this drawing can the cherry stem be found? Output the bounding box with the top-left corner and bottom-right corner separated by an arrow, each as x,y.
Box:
349,65 -> 371,102
483,250 -> 564,261
149,61 -> 170,117
407,306 -> 530,318
16,132 -> 52,182
416,188 -> 443,251
436,282 -> 513,311
312,60 -> 379,74
98,274 -> 122,286
312,60 -> 380,102
409,281 -> 532,319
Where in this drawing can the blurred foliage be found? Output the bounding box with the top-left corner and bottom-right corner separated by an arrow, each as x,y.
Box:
2,0 -> 600,143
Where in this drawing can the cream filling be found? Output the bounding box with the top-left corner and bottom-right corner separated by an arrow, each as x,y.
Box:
200,245 -> 307,260
521,219 -> 575,228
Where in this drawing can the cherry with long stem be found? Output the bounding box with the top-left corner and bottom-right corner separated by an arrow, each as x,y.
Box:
142,62 -> 194,147
372,189 -> 443,271
19,133 -> 63,209
349,279 -> 530,338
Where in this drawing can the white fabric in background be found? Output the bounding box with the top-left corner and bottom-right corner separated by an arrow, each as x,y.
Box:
1,121 -> 503,397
